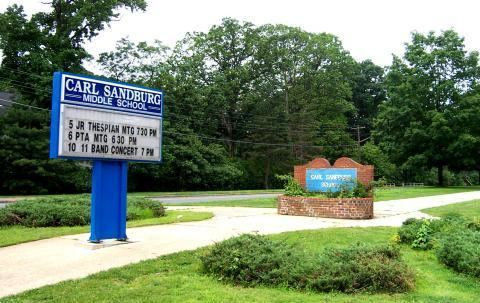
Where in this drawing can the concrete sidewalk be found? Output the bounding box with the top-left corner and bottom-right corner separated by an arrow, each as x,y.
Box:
0,191 -> 479,298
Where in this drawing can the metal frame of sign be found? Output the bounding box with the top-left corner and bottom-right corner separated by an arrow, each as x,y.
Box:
49,71 -> 164,242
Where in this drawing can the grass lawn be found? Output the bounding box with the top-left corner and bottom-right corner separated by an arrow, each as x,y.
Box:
0,210 -> 213,248
164,197 -> 278,208
422,199 -> 480,220
162,186 -> 480,208
4,227 -> 480,303
374,186 -> 480,201
0,189 -> 283,199
132,189 -> 283,198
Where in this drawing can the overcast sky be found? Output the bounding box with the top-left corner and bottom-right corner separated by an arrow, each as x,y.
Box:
1,0 -> 479,70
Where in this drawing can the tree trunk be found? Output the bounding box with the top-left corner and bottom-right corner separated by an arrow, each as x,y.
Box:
478,169 -> 480,185
285,90 -> 292,147
264,158 -> 271,189
438,165 -> 444,187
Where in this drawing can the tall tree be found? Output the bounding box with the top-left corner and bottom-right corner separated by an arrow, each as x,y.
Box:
98,37 -> 169,85
374,30 -> 480,185
0,1 -> 146,194
98,38 -> 243,191
0,1 -> 146,107
349,59 -> 386,135
168,21 -> 358,188
172,18 -> 260,156
448,88 -> 480,183
247,25 -> 357,186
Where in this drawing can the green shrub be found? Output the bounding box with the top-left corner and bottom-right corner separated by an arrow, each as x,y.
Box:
127,207 -> 151,221
0,195 -> 165,227
436,228 -> 480,278
201,234 -> 305,287
397,215 -> 470,250
398,214 -> 480,278
201,234 -> 414,293
398,218 -> 424,245
306,244 -> 414,293
411,220 -> 434,250
276,175 -> 371,198
324,180 -> 370,199
129,197 -> 165,217
151,203 -> 166,217
276,175 -> 305,196
0,197 -> 90,227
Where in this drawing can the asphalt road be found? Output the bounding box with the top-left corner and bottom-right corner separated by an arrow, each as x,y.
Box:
152,193 -> 280,204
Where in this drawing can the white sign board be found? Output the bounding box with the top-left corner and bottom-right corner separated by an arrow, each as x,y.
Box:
59,105 -> 161,161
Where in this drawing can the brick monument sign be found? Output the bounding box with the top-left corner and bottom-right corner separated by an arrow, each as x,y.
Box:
278,157 -> 374,219
294,157 -> 374,190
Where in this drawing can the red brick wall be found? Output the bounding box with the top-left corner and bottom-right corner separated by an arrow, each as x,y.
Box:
278,195 -> 373,219
294,157 -> 374,188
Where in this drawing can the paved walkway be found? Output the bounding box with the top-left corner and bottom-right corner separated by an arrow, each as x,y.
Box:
1,191 -> 479,298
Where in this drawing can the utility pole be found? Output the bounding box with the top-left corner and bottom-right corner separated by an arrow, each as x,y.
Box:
352,125 -> 365,161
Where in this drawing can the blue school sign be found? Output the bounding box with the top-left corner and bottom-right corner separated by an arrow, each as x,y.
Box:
306,168 -> 357,192
50,72 -> 163,242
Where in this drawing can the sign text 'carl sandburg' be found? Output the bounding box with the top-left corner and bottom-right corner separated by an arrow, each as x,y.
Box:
50,73 -> 163,162
306,168 -> 357,192
62,74 -> 162,116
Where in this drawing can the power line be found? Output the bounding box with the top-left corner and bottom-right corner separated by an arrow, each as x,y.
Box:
0,75 -> 53,96
0,74 -> 365,140
0,67 -> 367,130
0,75 -> 366,136
0,69 -> 368,147
1,99 -> 358,149
166,101 -> 358,130
0,98 -> 50,112
163,130 -> 358,149
166,111 -> 362,136
0,83 -> 364,139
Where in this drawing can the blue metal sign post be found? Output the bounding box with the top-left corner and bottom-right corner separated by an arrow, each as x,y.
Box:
50,72 -> 163,242
90,161 -> 128,242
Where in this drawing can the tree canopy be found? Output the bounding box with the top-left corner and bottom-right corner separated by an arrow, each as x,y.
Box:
1,3 -> 479,193
374,30 -> 480,185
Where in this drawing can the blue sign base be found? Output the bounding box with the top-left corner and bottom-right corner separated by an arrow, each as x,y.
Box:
89,160 -> 128,242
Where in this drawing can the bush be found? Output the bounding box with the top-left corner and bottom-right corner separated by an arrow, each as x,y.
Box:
276,175 -> 305,196
0,196 -> 90,227
410,220 -> 434,250
276,175 -> 371,198
398,218 -> 424,245
398,214 -> 480,278
436,228 -> 480,278
201,234 -> 414,293
325,180 -> 370,198
0,195 -> 165,227
129,197 -> 165,217
306,244 -> 414,293
127,207 -> 151,221
397,215 -> 470,250
200,234 -> 305,287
